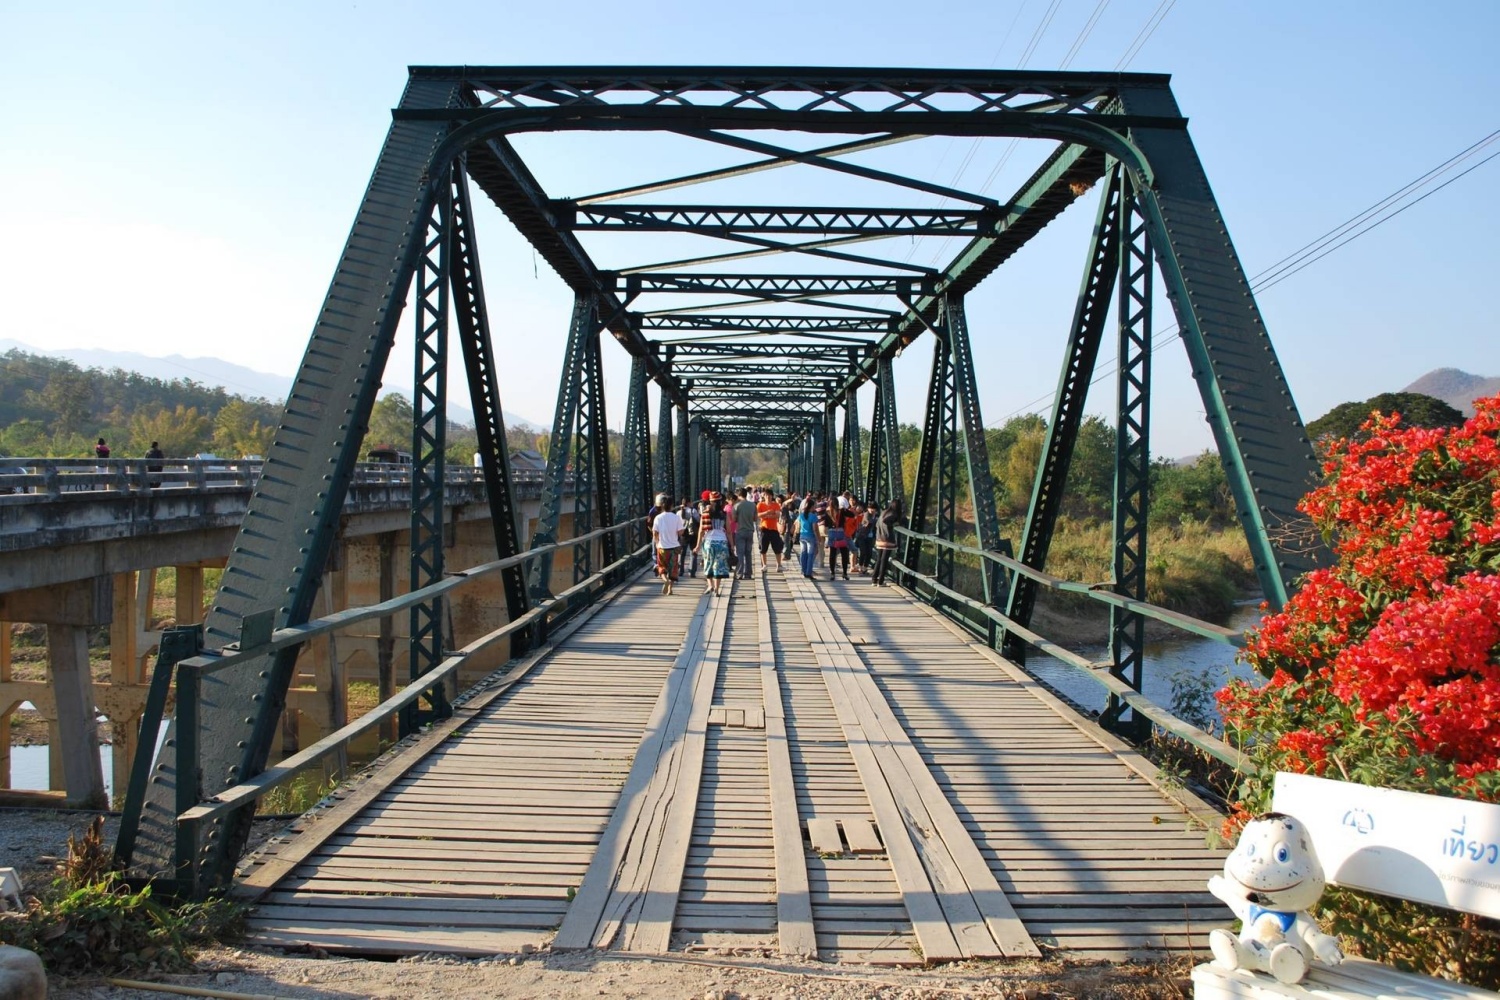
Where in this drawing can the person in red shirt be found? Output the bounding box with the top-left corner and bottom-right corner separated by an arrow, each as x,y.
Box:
756,493 -> 785,573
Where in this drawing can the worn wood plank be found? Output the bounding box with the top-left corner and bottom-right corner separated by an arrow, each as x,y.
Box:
806,817 -> 844,854
841,818 -> 884,855
786,573 -> 1037,960
552,588 -> 715,950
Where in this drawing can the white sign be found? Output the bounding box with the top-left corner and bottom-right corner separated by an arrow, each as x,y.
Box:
1274,772 -> 1500,919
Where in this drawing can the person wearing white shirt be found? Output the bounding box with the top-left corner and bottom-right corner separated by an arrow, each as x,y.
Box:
652,501 -> 685,595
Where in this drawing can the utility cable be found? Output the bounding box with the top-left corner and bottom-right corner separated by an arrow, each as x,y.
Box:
983,128 -> 1500,427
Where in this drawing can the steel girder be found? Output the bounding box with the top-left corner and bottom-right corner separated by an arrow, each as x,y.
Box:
665,341 -> 863,359
904,336 -> 952,584
451,162 -> 530,637
531,295 -> 605,596
1101,174 -> 1153,736
617,354 -> 654,534
942,297 -> 1003,595
626,273 -> 931,299
559,203 -> 996,236
675,404 -> 689,500
642,315 -> 890,335
1003,163 -> 1124,661
656,385 -> 675,501
406,170 -> 453,734
121,76 -> 467,885
864,356 -> 903,506
838,365 -> 862,497
1116,83 -> 1321,603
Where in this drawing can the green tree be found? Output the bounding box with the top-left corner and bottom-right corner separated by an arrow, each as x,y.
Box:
1150,451 -> 1235,528
1306,392 -> 1464,446
127,405 -> 213,457
1062,415 -> 1115,518
366,394 -> 414,454
38,367 -> 94,437
0,419 -> 49,456
212,399 -> 276,458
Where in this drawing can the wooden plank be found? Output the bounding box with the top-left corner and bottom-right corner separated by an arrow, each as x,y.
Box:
726,708 -> 745,727
840,818 -> 884,854
807,817 -> 844,854
623,579 -> 734,952
707,707 -> 726,726
786,573 -> 1038,960
551,588 -> 715,950
754,572 -> 818,959
234,574 -> 646,900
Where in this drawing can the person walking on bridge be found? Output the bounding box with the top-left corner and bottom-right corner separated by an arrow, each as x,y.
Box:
651,497 -> 684,595
697,492 -> 731,596
871,499 -> 903,587
757,490 -> 784,573
733,488 -> 757,579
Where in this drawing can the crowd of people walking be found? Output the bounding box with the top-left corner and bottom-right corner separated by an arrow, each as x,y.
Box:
648,485 -> 905,596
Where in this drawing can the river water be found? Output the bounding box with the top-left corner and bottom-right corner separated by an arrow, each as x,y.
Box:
8,604 -> 1267,793
1026,600 -> 1266,732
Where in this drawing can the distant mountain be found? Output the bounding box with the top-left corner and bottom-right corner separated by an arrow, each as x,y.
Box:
0,339 -> 549,431
1403,368 -> 1500,417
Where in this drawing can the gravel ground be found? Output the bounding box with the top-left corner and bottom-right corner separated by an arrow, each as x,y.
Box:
3,809 -> 1195,999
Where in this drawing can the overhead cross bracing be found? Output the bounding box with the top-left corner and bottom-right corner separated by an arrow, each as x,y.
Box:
120,66 -> 1323,898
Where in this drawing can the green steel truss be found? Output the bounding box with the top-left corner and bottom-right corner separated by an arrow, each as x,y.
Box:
122,66 -> 1324,891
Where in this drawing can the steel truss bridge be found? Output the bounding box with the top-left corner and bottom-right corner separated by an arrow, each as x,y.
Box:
115,67 -> 1320,961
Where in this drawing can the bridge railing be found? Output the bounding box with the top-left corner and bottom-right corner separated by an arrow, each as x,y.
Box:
0,457 -> 549,497
116,519 -> 651,894
891,526 -> 1250,772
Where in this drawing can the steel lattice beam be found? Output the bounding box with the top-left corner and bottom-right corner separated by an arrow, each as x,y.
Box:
559,203 -> 997,235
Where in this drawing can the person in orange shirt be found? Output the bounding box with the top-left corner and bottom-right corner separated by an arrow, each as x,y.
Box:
756,492 -> 785,573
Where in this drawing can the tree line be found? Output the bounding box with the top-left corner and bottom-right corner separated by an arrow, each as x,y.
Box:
0,350 -> 282,459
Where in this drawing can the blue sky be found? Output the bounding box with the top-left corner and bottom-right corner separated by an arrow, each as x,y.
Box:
1,1 -> 1497,457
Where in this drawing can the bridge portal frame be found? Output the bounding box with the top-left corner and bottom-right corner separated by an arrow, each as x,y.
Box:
121,67 -> 1321,893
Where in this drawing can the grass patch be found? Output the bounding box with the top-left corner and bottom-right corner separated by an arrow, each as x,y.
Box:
0,817 -> 242,976
258,768 -> 338,816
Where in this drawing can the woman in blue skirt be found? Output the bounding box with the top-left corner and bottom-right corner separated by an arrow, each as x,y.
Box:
697,493 -> 731,596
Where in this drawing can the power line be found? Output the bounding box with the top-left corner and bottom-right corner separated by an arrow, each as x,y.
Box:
1114,0 -> 1175,70
984,128 -> 1500,427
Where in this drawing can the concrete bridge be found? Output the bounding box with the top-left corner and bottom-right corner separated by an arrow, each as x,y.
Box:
0,458 -> 585,805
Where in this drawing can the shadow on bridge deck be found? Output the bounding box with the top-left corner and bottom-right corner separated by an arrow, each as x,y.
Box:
237,569 -> 1227,965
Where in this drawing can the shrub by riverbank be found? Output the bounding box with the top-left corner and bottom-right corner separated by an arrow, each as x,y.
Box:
1026,517 -> 1257,625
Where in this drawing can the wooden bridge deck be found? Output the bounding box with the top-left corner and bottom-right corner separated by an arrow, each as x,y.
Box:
238,569 -> 1228,964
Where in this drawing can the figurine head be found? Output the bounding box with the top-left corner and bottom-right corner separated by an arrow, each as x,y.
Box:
1223,812 -> 1326,913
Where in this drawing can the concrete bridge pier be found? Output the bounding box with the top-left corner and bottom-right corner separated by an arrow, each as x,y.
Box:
0,577 -> 113,808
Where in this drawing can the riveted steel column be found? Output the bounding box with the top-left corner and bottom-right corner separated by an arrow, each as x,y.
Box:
405,167 -> 452,735
1004,164 -> 1123,662
675,400 -> 689,500
1102,173 -> 1152,737
932,309 -> 961,591
871,356 -> 903,505
573,322 -> 614,582
839,353 -> 862,496
616,354 -> 652,537
904,334 -> 949,584
865,367 -> 886,504
656,382 -> 675,502
945,295 -> 1002,600
450,161 -> 529,640
531,295 -> 599,599
1118,83 -> 1322,604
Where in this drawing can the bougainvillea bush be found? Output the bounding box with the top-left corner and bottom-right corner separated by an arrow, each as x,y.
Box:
1216,395 -> 1500,982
